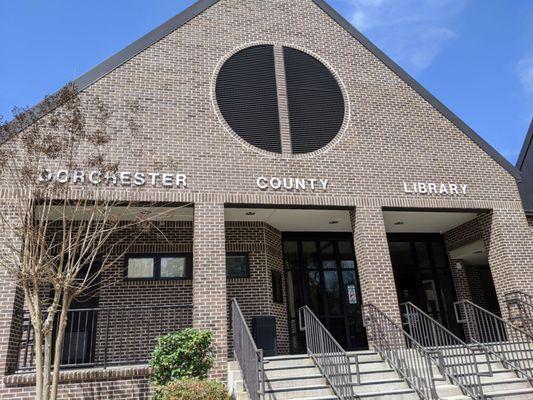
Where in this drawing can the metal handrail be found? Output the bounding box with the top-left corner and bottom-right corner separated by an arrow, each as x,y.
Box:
231,299 -> 265,400
401,302 -> 487,399
18,304 -> 193,371
299,306 -> 355,400
363,304 -> 440,400
455,299 -> 533,384
505,291 -> 533,334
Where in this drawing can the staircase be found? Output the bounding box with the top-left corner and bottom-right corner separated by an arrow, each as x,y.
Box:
229,298 -> 533,399
232,349 -> 468,400
435,343 -> 533,399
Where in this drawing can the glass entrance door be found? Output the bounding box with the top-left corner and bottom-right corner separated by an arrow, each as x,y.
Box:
283,234 -> 367,353
388,234 -> 462,336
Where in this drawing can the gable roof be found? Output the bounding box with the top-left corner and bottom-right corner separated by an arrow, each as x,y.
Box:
517,119 -> 533,212
0,0 -> 521,180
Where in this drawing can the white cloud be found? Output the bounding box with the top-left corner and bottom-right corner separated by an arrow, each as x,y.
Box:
342,0 -> 469,73
517,52 -> 533,95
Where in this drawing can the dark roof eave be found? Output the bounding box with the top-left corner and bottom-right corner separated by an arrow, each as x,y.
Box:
0,0 -> 522,181
516,118 -> 533,170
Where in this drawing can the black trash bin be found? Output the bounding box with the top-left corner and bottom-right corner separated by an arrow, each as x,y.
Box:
252,316 -> 277,357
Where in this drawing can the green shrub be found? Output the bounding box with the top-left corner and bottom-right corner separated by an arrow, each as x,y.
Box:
157,379 -> 230,400
149,328 -> 214,388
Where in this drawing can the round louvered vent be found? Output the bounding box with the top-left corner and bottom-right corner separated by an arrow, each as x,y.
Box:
215,45 -> 345,155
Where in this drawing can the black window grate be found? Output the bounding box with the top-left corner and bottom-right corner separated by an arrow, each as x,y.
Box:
283,47 -> 345,154
215,45 -> 282,153
215,45 -> 345,155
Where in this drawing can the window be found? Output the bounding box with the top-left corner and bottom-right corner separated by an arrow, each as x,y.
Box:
226,253 -> 249,278
127,257 -> 154,279
125,254 -> 191,280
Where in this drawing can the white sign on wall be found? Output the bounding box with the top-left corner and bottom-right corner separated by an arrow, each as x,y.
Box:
403,182 -> 468,196
39,169 -> 188,188
257,177 -> 329,192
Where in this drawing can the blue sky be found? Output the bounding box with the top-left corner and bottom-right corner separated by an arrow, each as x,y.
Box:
1,0 -> 532,163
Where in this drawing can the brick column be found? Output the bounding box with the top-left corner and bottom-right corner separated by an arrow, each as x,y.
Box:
0,196 -> 24,378
478,209 -> 533,318
351,207 -> 402,340
192,202 -> 227,381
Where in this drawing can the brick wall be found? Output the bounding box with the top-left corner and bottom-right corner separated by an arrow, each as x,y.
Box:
478,210 -> 533,318
7,215 -> 288,394
226,221 -> 289,356
3,368 -> 152,400
265,224 -> 289,354
464,265 -> 488,308
443,219 -> 483,305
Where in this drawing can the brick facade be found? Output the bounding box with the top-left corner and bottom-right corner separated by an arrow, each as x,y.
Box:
0,0 -> 532,397
3,367 -> 152,400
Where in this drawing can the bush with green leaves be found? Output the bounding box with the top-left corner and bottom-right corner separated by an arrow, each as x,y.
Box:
157,379 -> 230,400
149,328 -> 215,388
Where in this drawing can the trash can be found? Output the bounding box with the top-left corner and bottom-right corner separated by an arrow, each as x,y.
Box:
252,316 -> 277,357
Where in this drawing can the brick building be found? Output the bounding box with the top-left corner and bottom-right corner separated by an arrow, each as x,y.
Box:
0,0 -> 532,398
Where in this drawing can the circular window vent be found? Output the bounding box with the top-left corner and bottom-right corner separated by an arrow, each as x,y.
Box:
215,45 -> 345,155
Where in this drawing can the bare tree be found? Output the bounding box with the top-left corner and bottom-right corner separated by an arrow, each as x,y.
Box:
0,85 -> 179,400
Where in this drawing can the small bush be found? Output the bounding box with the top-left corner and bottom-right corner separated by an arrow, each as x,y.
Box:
158,379 -> 230,400
149,328 -> 214,388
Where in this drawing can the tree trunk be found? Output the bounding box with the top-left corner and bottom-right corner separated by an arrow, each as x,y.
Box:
42,329 -> 53,400
50,297 -> 71,400
33,326 -> 43,400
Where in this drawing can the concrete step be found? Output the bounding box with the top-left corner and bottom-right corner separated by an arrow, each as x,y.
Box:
434,383 -> 468,398
263,384 -> 334,399
264,360 -> 315,371
479,377 -> 532,393
264,365 -> 318,379
483,387 -> 533,400
352,378 -> 409,394
352,360 -> 391,373
444,358 -> 502,370
477,369 -> 522,382
357,369 -> 399,382
350,387 -> 419,399
265,375 -> 327,390
348,351 -> 383,363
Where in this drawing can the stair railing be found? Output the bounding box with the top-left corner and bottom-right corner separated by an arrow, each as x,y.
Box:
363,304 -> 441,400
401,302 -> 487,399
505,291 -> 533,335
299,306 -> 355,400
455,299 -> 533,384
231,299 -> 265,400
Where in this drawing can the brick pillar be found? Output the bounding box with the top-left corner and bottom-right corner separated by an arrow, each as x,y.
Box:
0,196 -> 24,378
192,202 -> 227,380
478,209 -> 533,319
351,207 -> 402,345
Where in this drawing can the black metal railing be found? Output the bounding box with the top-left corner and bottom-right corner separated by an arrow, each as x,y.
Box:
299,306 -> 354,400
505,291 -> 533,335
455,300 -> 533,384
18,304 -> 193,371
402,302 -> 487,399
231,299 -> 265,400
363,304 -> 440,400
